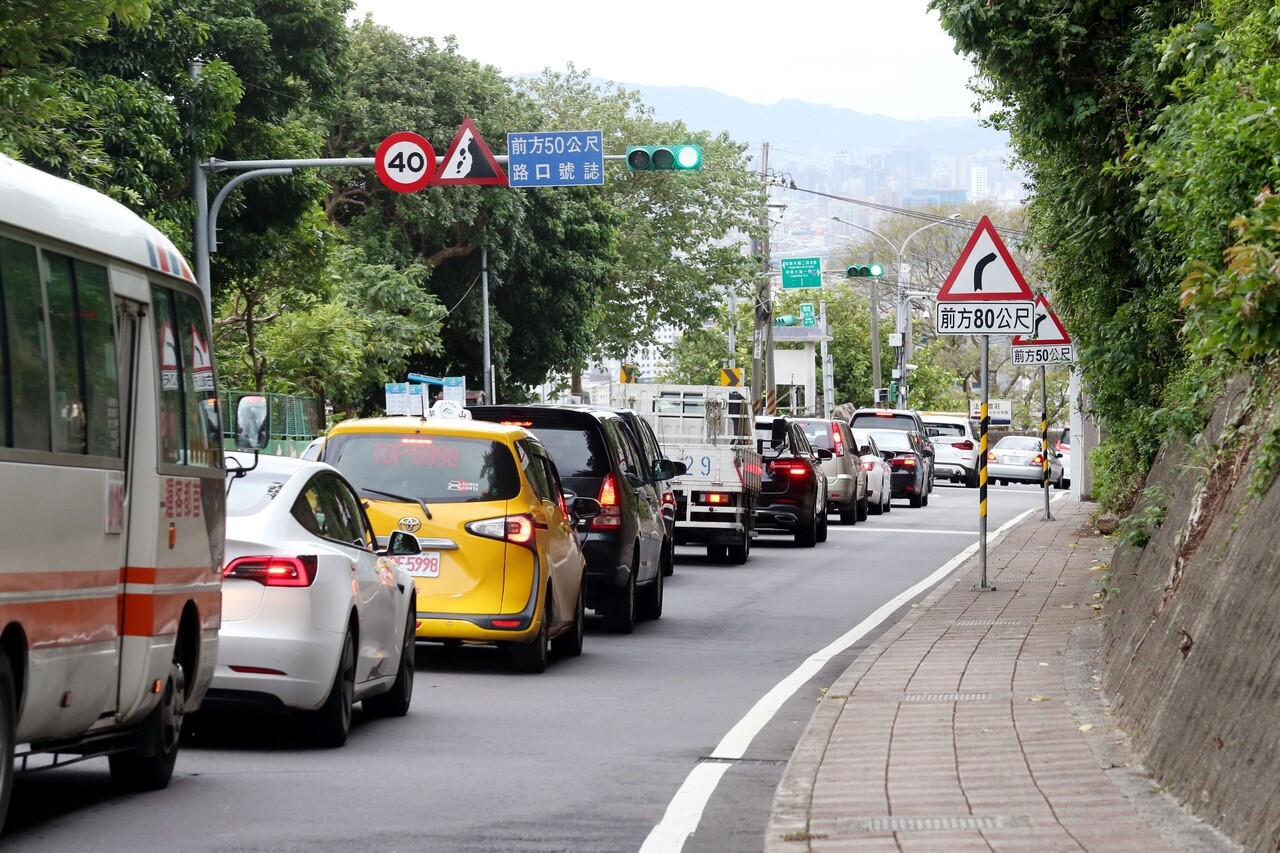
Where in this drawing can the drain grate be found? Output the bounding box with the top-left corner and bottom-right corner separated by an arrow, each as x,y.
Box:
897,692 -> 1005,702
952,619 -> 1023,626
838,814 -> 1031,832
993,576 -> 1061,583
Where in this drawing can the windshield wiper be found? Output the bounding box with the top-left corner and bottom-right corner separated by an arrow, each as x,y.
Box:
360,487 -> 432,520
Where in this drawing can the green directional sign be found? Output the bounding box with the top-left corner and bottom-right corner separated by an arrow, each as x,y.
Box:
781,257 -> 822,289
799,302 -> 816,327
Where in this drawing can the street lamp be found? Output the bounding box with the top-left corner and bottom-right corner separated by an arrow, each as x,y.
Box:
831,213 -> 962,408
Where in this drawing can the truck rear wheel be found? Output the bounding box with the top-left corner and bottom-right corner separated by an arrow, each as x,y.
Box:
728,530 -> 750,564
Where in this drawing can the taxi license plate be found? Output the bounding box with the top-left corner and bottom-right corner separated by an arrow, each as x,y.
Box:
397,552 -> 441,577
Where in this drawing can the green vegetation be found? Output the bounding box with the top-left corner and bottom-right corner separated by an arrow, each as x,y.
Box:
931,0 -> 1280,511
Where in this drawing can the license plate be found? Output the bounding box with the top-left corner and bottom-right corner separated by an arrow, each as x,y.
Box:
397,552 -> 441,577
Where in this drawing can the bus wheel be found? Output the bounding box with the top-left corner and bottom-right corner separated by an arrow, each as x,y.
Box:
110,637 -> 185,791
0,655 -> 15,829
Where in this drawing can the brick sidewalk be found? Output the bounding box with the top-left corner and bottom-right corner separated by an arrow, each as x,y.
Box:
765,497 -> 1238,853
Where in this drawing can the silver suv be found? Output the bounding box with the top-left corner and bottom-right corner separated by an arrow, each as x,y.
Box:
795,418 -> 869,524
920,412 -> 981,488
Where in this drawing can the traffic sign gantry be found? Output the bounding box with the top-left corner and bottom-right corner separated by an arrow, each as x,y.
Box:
375,132 -> 437,193
935,215 -> 1034,335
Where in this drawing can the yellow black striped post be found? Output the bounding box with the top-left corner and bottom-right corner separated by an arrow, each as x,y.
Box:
1040,364 -> 1053,520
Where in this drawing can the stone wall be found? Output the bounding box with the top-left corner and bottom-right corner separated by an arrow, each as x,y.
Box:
1100,382 -> 1280,852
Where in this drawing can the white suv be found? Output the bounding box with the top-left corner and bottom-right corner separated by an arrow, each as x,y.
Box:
920,412 -> 980,489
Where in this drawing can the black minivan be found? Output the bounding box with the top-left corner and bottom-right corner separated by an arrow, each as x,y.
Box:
469,404 -> 679,634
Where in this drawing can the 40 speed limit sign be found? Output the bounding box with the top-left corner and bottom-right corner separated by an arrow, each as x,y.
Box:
375,131 -> 437,193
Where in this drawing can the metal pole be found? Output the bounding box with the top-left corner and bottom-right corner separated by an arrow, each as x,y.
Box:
482,246 -> 492,404
867,253 -> 881,395
728,290 -> 737,369
820,301 -> 833,418
1041,365 -> 1053,520
896,255 -> 907,409
974,334 -> 995,591
190,63 -> 211,316
761,144 -> 776,414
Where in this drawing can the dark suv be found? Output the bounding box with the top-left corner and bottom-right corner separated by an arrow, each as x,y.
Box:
753,416 -> 831,547
848,408 -> 935,492
604,407 -> 686,577
469,404 -> 678,633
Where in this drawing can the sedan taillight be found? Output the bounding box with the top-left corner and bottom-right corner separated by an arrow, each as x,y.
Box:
768,460 -> 810,477
889,455 -> 917,470
223,555 -> 317,587
860,459 -> 876,472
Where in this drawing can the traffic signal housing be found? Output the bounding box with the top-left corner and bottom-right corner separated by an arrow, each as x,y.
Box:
847,263 -> 884,278
774,314 -> 798,326
626,145 -> 703,171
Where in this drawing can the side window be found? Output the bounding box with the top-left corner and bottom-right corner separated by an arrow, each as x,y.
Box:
0,236 -> 50,451
612,421 -> 642,477
295,474 -> 363,545
327,475 -> 372,547
518,439 -> 549,501
152,285 -> 221,468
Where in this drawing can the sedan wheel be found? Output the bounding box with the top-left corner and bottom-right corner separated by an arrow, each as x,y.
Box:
365,604 -> 416,717
305,628 -> 355,748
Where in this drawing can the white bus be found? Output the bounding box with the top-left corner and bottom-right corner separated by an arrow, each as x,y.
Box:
0,153 -> 225,826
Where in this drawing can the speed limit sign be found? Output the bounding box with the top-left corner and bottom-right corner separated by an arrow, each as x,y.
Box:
375,131 -> 436,193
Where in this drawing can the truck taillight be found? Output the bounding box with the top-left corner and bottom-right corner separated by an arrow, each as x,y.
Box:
223,555 -> 317,587
695,491 -> 730,505
591,473 -> 623,529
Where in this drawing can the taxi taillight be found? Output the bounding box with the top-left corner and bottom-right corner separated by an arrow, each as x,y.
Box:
223,555 -> 317,587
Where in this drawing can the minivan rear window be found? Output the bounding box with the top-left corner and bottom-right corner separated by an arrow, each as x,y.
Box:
524,425 -> 609,478
798,421 -> 835,451
323,433 -> 520,503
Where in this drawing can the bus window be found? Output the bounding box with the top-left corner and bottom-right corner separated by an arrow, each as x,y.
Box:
151,284 -> 221,468
0,236 -> 52,451
42,251 -> 119,457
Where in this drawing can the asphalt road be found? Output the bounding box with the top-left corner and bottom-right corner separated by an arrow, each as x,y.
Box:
2,482 -> 1053,853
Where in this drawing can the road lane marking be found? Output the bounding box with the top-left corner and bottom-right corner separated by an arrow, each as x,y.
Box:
826,526 -> 977,535
640,497 -> 1064,852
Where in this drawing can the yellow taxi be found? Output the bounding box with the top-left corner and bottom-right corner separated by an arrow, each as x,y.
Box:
316,415 -> 600,673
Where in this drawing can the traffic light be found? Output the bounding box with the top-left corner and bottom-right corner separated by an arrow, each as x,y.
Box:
846,263 -> 884,278
774,314 -> 798,326
626,145 -> 703,171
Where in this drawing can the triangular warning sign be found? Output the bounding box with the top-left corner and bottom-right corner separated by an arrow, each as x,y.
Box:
1012,294 -> 1072,345
936,215 -> 1034,302
434,116 -> 507,186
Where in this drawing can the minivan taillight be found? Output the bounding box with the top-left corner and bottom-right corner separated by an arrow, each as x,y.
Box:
223,555 -> 317,587
467,514 -> 537,548
831,423 -> 845,457
591,472 -> 623,529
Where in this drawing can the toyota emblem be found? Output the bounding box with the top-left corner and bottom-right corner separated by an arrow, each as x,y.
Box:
398,516 -> 422,533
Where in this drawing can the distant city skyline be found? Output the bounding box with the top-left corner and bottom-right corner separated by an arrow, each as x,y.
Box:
349,1 -> 985,122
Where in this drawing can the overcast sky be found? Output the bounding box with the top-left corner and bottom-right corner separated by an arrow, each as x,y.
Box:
348,1 -> 982,121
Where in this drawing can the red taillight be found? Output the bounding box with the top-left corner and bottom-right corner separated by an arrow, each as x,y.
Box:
831,423 -> 845,457
861,459 -> 875,472
661,489 -> 676,520
769,460 -> 809,477
223,555 -> 317,587
889,455 -> 916,470
467,514 -> 537,549
952,440 -> 974,451
591,473 -> 623,529
986,450 -> 997,462
1031,454 -> 1045,466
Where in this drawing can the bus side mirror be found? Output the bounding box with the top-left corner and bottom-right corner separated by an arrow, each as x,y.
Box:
235,395 -> 270,451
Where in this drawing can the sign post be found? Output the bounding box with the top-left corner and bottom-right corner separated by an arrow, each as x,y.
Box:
935,215 -> 1036,591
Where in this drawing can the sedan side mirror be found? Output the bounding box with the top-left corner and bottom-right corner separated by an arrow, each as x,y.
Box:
382,530 -> 421,557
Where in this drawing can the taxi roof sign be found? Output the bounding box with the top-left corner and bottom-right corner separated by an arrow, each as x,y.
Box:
936,215 -> 1034,302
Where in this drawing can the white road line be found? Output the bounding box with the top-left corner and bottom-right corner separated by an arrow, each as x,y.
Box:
826,526 -> 977,536
640,499 -> 1060,852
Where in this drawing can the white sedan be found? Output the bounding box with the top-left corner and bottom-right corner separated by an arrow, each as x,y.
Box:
204,454 -> 421,747
852,429 -> 893,515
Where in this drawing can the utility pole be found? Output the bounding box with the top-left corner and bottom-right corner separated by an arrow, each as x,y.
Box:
750,142 -> 773,414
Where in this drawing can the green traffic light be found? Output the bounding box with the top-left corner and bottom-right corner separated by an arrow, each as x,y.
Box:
846,263 -> 884,278
774,314 -> 798,326
626,145 -> 702,171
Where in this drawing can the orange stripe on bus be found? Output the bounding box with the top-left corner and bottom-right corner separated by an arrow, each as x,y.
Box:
0,570 -> 118,594
120,589 -> 222,637
1,598 -> 119,648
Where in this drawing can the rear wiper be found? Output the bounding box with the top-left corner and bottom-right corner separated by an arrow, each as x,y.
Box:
360,487 -> 432,520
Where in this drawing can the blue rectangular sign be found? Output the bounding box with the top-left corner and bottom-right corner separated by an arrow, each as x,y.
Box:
506,130 -> 605,188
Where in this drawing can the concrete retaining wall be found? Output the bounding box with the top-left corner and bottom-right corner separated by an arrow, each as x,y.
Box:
1100,383 -> 1280,851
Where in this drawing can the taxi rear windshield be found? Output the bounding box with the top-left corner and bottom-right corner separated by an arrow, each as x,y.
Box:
323,434 -> 520,503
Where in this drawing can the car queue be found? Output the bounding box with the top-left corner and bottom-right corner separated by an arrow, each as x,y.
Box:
200,399 -> 1064,744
